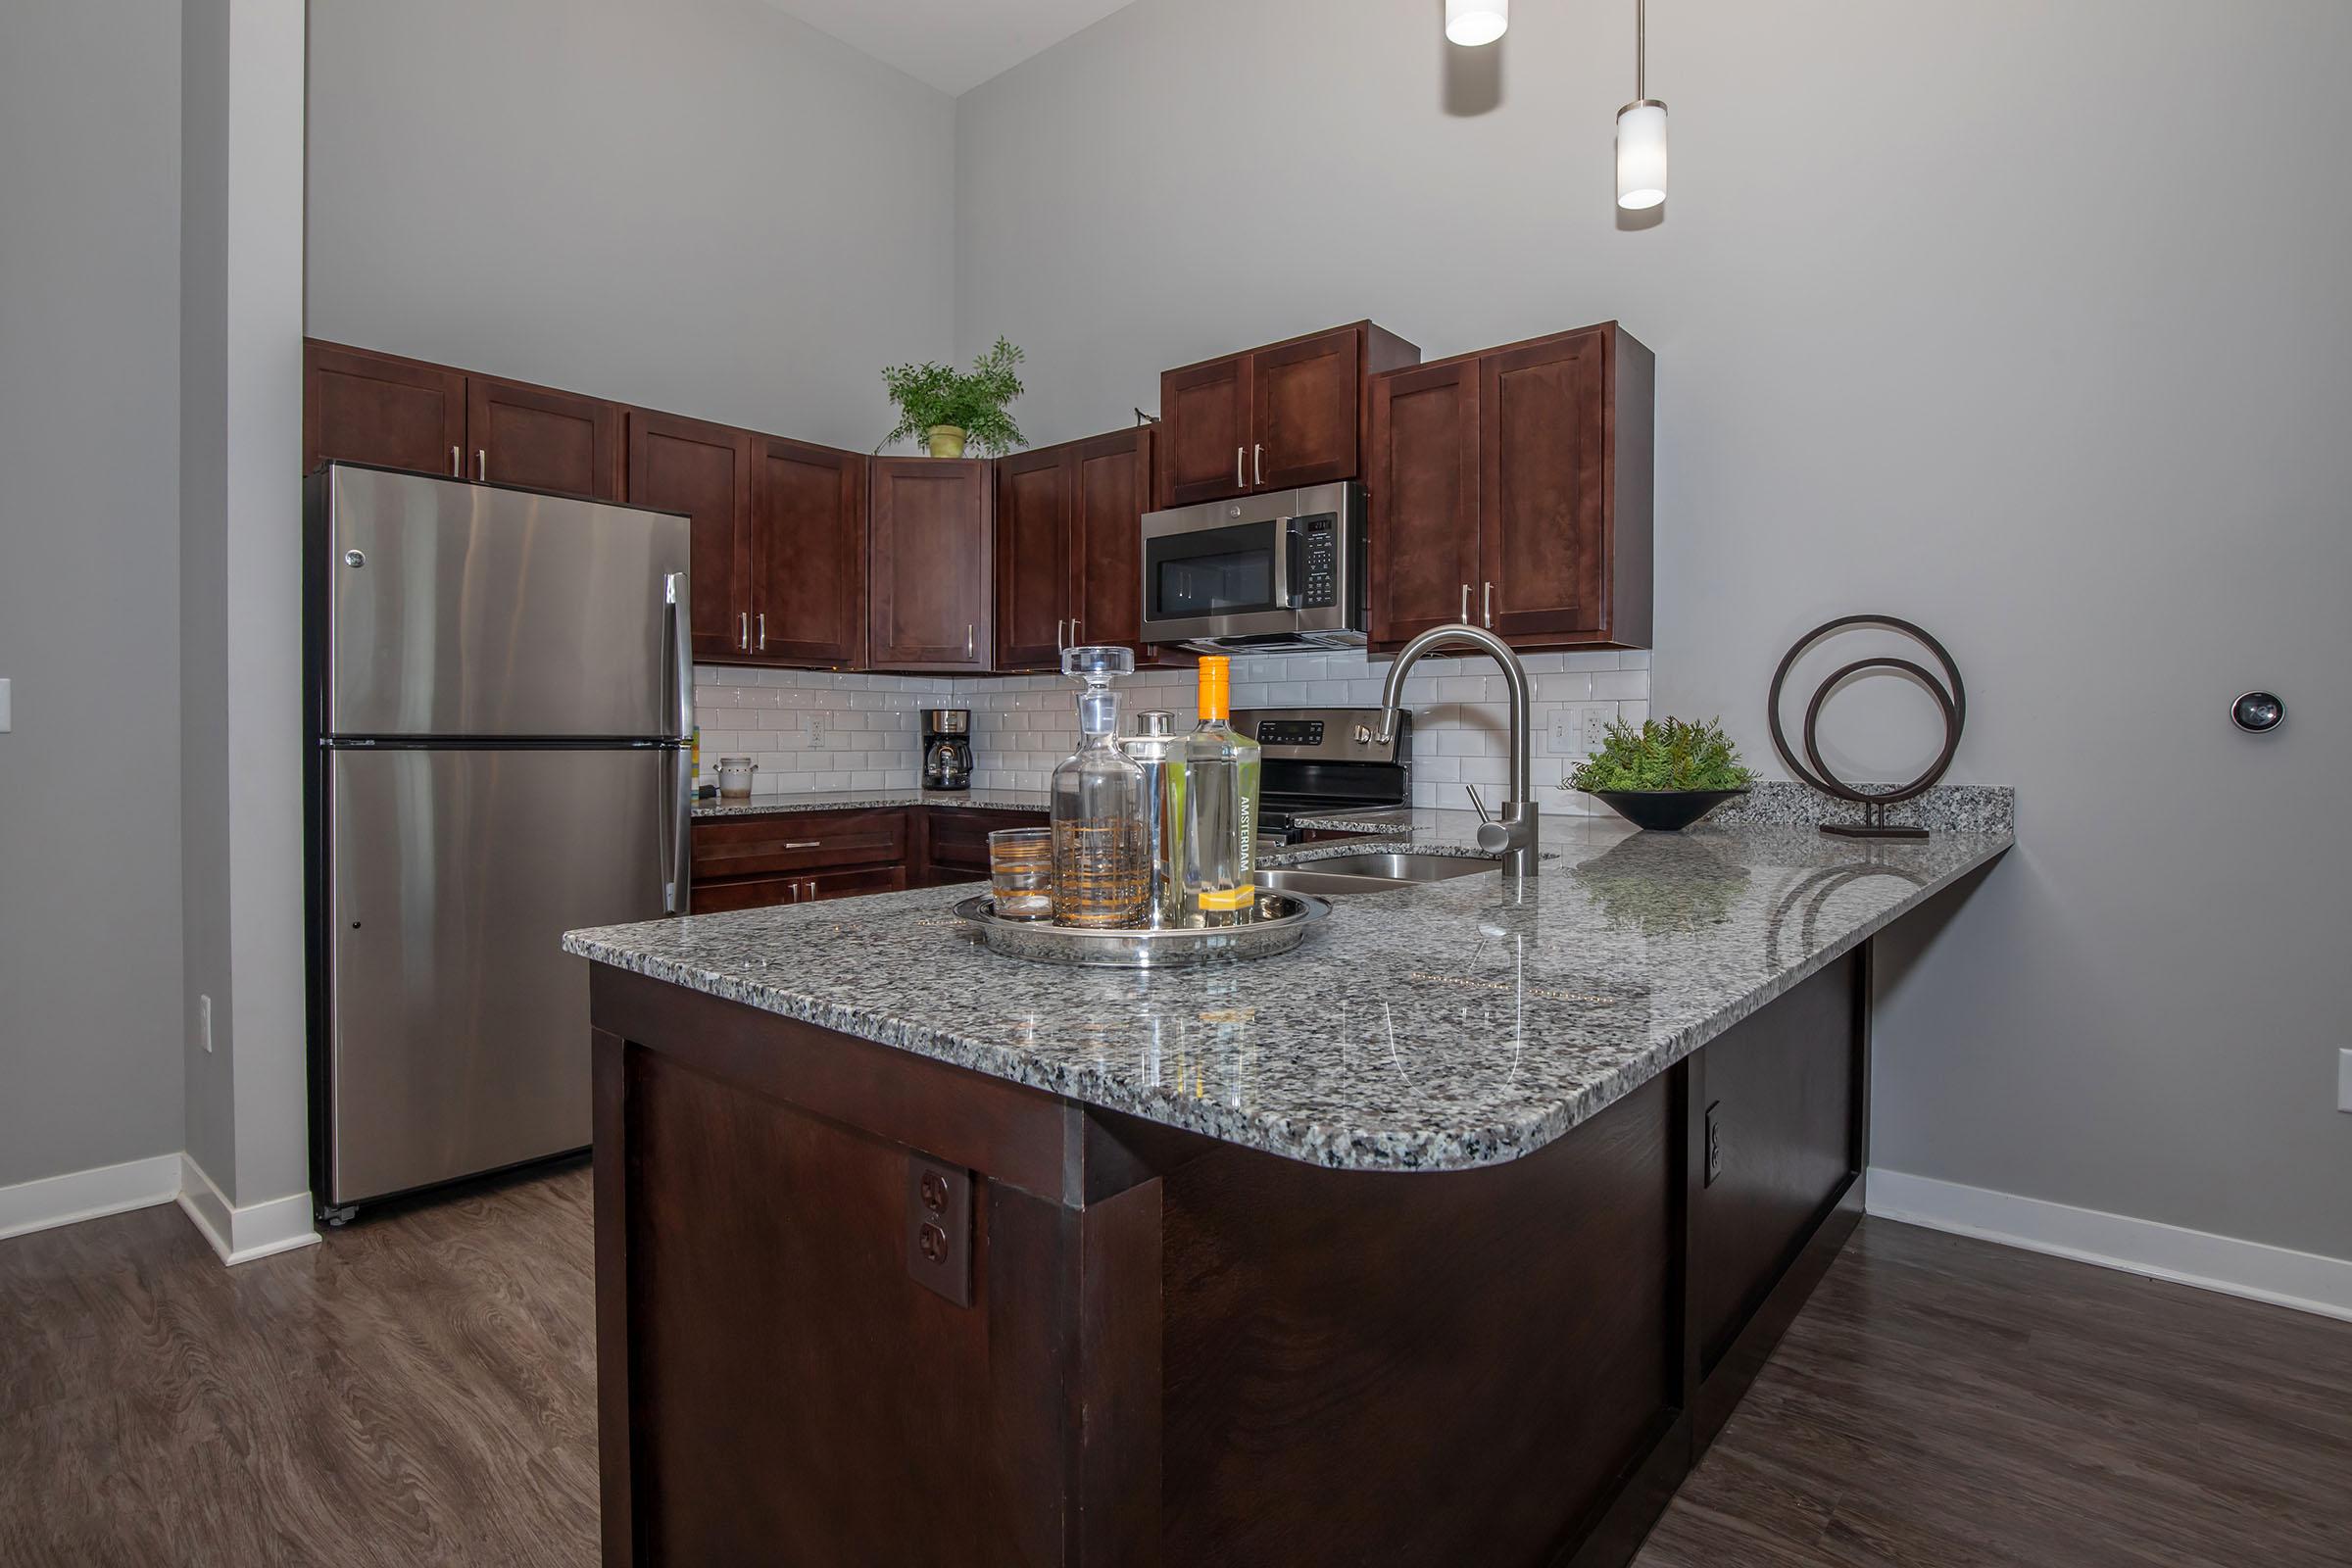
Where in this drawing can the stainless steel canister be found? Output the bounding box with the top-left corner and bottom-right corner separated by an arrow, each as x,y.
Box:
1118,710 -> 1182,928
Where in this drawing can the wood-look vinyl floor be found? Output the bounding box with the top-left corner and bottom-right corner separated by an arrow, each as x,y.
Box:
2,1169 -> 2346,1567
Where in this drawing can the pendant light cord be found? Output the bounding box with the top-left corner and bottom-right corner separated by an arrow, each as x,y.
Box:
1637,0 -> 1646,100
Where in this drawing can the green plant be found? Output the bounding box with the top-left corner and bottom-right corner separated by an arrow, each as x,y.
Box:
1568,716 -> 1757,793
880,337 -> 1027,456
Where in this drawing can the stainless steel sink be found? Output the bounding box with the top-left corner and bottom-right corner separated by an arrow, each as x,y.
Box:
1254,852 -> 1499,897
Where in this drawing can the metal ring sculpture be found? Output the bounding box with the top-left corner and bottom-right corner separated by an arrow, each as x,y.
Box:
1767,615 -> 1965,839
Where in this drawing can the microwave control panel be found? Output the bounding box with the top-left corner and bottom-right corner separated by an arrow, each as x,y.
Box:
1296,515 -> 1340,608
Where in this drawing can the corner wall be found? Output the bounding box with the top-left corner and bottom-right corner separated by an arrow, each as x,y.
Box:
952,0 -> 2352,1263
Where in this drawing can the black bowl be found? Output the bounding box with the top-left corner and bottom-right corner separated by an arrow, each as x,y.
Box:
1590,788 -> 1750,833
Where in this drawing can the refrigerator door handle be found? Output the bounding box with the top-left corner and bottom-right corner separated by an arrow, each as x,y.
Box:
663,571 -> 694,742
663,744 -> 692,914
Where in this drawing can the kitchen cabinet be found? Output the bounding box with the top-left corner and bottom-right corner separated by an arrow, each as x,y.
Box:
1156,322 -> 1420,508
628,410 -> 757,663
305,341 -> 622,500
1368,321 -> 1653,652
993,425 -> 1180,673
465,374 -> 622,500
689,808 -> 911,913
919,805 -> 1051,886
992,446 -> 1073,672
869,459 -> 994,673
305,340 -> 466,478
752,435 -> 867,668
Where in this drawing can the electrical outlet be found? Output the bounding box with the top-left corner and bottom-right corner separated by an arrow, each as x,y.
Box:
1583,706 -> 1613,752
198,994 -> 213,1054
801,713 -> 827,750
1547,705 -> 1616,757
2339,1048 -> 2351,1113
1704,1101 -> 1724,1185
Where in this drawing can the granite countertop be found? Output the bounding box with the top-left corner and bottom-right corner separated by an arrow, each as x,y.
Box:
567,810 -> 2012,1174
694,789 -> 1049,818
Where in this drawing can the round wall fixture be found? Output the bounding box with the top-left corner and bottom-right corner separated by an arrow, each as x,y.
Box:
2231,691 -> 2285,734
1767,614 -> 1966,840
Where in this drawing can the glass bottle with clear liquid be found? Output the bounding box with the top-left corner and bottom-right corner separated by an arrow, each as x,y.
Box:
1169,656 -> 1263,928
1049,646 -> 1152,928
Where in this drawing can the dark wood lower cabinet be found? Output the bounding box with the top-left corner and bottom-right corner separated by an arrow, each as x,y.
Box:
587,931 -> 1870,1566
688,805 -> 1048,911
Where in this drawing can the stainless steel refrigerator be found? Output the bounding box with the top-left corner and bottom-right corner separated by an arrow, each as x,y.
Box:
305,464 -> 692,1219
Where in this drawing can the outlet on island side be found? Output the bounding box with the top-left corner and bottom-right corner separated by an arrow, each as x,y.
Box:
1704,1101 -> 1723,1185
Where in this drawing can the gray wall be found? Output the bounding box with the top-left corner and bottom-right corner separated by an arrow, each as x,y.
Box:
306,0 -> 958,454
955,0 -> 2352,1258
0,1 -> 186,1188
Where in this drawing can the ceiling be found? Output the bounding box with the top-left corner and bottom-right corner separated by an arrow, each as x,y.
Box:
763,0 -> 1140,96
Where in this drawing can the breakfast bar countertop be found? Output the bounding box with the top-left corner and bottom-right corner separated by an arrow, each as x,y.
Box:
567,808 -> 2012,1174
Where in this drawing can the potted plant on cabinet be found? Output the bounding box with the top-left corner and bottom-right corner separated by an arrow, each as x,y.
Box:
1568,716 -> 1756,831
880,337 -> 1027,458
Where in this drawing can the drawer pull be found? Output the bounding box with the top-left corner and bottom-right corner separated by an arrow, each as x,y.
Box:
784,840 -> 821,849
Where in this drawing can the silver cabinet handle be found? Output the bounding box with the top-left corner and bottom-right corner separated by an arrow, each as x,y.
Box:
757,612 -> 766,652
1069,614 -> 1079,642
1055,618 -> 1065,652
738,612 -> 749,650
785,840 -> 820,850
1253,443 -> 1263,486
966,624 -> 975,660
475,449 -> 486,482
450,445 -> 462,477
1237,446 -> 1246,488
1483,581 -> 1494,628
1460,584 -> 1470,621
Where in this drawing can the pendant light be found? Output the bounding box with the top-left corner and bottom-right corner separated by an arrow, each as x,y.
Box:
1615,0 -> 1668,210
1446,0 -> 1507,47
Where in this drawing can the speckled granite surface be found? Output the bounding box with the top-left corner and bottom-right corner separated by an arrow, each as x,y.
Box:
567,814 -> 2011,1173
1707,781 -> 2014,833
694,789 -> 1049,819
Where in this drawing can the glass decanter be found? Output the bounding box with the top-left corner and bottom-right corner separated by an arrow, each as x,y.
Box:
1049,646 -> 1151,928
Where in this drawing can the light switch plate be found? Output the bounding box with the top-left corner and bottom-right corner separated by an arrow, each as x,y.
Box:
0,677 -> 11,732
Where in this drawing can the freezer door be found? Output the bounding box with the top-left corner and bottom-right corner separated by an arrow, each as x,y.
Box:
325,745 -> 685,1204
320,465 -> 692,738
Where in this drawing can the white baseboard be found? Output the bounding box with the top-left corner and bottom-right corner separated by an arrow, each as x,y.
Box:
175,1153 -> 320,1266
1868,1167 -> 2352,1324
0,1153 -> 183,1241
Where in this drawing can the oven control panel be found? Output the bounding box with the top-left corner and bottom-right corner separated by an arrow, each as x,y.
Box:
1255,718 -> 1326,746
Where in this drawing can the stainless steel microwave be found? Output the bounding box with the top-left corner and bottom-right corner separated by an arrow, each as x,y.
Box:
1137,482 -> 1366,652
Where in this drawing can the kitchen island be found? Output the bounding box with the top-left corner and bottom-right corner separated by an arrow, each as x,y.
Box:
565,807 -> 2011,1567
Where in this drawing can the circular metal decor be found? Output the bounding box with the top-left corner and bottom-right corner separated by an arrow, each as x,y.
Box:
1768,615 -> 1966,820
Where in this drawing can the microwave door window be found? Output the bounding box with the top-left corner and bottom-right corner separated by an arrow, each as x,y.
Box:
1159,549 -> 1274,617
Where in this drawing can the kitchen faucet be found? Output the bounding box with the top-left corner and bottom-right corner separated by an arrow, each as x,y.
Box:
1376,621 -> 1539,878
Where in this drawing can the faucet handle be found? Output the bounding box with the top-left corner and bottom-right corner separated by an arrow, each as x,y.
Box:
1464,783 -> 1493,823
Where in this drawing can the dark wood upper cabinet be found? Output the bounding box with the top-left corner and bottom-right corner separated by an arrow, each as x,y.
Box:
305,340 -> 466,478
466,374 -> 621,501
868,459 -> 993,673
1158,355 -> 1252,507
993,446 -> 1073,673
1367,358 -> 1483,647
628,410 -> 755,663
1070,426 -> 1166,658
1157,321 -> 1419,507
752,436 -> 866,668
1369,321 -> 1652,652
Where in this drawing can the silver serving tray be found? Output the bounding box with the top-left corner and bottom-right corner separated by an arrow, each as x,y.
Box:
952,892 -> 1330,968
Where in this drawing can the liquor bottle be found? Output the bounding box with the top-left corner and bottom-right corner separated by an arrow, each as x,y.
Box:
1169,656 -> 1262,928
1049,646 -> 1151,928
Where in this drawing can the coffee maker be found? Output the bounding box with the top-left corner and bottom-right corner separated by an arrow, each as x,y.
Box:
921,709 -> 972,791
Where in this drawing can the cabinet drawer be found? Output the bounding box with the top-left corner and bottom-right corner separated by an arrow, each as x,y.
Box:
692,808 -> 909,880
690,861 -> 909,914
925,807 -> 1049,876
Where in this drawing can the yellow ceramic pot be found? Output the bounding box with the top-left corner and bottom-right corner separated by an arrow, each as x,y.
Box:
926,424 -> 968,459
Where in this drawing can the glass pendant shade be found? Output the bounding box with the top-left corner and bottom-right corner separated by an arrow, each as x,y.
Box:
1446,0 -> 1507,47
1616,100 -> 1668,210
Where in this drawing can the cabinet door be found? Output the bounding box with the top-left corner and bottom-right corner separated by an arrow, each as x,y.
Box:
1250,327 -> 1359,491
752,436 -> 866,667
467,375 -> 621,500
1368,360 -> 1483,648
868,459 -> 993,672
993,446 -> 1073,672
1158,354 -> 1252,506
628,411 -> 754,662
804,863 -> 909,904
1480,330 -> 1609,643
1070,426 -> 1179,662
304,341 -> 466,478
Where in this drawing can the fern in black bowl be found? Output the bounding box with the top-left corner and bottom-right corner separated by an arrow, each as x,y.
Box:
1568,716 -> 1756,832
